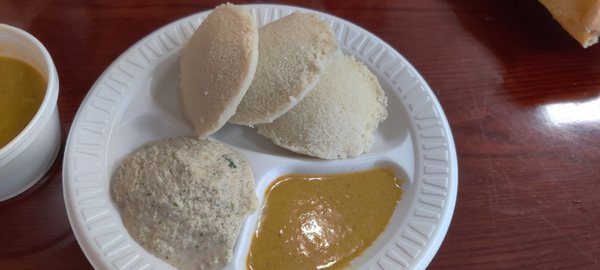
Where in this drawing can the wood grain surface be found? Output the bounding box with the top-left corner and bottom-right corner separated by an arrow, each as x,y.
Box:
1,1 -> 599,269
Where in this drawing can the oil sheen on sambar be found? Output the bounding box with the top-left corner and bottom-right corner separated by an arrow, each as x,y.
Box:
0,56 -> 46,148
247,167 -> 403,270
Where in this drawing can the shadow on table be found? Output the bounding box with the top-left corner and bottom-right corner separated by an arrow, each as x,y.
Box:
447,0 -> 600,106
0,123 -> 79,260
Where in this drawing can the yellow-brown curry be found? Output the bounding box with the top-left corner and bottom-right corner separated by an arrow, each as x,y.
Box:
247,167 -> 403,270
0,56 -> 45,149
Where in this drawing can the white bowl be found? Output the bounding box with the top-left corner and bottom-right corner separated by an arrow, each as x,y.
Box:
0,24 -> 61,201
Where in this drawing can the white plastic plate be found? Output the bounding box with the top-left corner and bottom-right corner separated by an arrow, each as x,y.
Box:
63,4 -> 457,270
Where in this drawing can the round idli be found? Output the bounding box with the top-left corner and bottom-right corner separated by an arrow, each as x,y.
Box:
229,13 -> 340,126
257,55 -> 388,159
111,137 -> 258,270
180,4 -> 259,138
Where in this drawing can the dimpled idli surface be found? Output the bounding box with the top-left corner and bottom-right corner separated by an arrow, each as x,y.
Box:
230,13 -> 340,126
180,4 -> 259,138
257,55 -> 388,159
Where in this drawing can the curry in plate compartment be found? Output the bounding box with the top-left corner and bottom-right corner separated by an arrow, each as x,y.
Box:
248,167 -> 403,270
0,56 -> 45,148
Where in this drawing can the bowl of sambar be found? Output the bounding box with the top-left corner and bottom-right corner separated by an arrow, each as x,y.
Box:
0,24 -> 60,201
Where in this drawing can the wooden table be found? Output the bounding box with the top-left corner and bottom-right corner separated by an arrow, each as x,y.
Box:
1,1 -> 599,269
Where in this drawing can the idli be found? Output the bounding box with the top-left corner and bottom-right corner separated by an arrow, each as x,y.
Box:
180,4 -> 259,138
257,55 -> 387,159
230,13 -> 340,125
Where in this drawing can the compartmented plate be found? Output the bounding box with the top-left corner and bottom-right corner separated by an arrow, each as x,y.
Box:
63,4 -> 457,270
